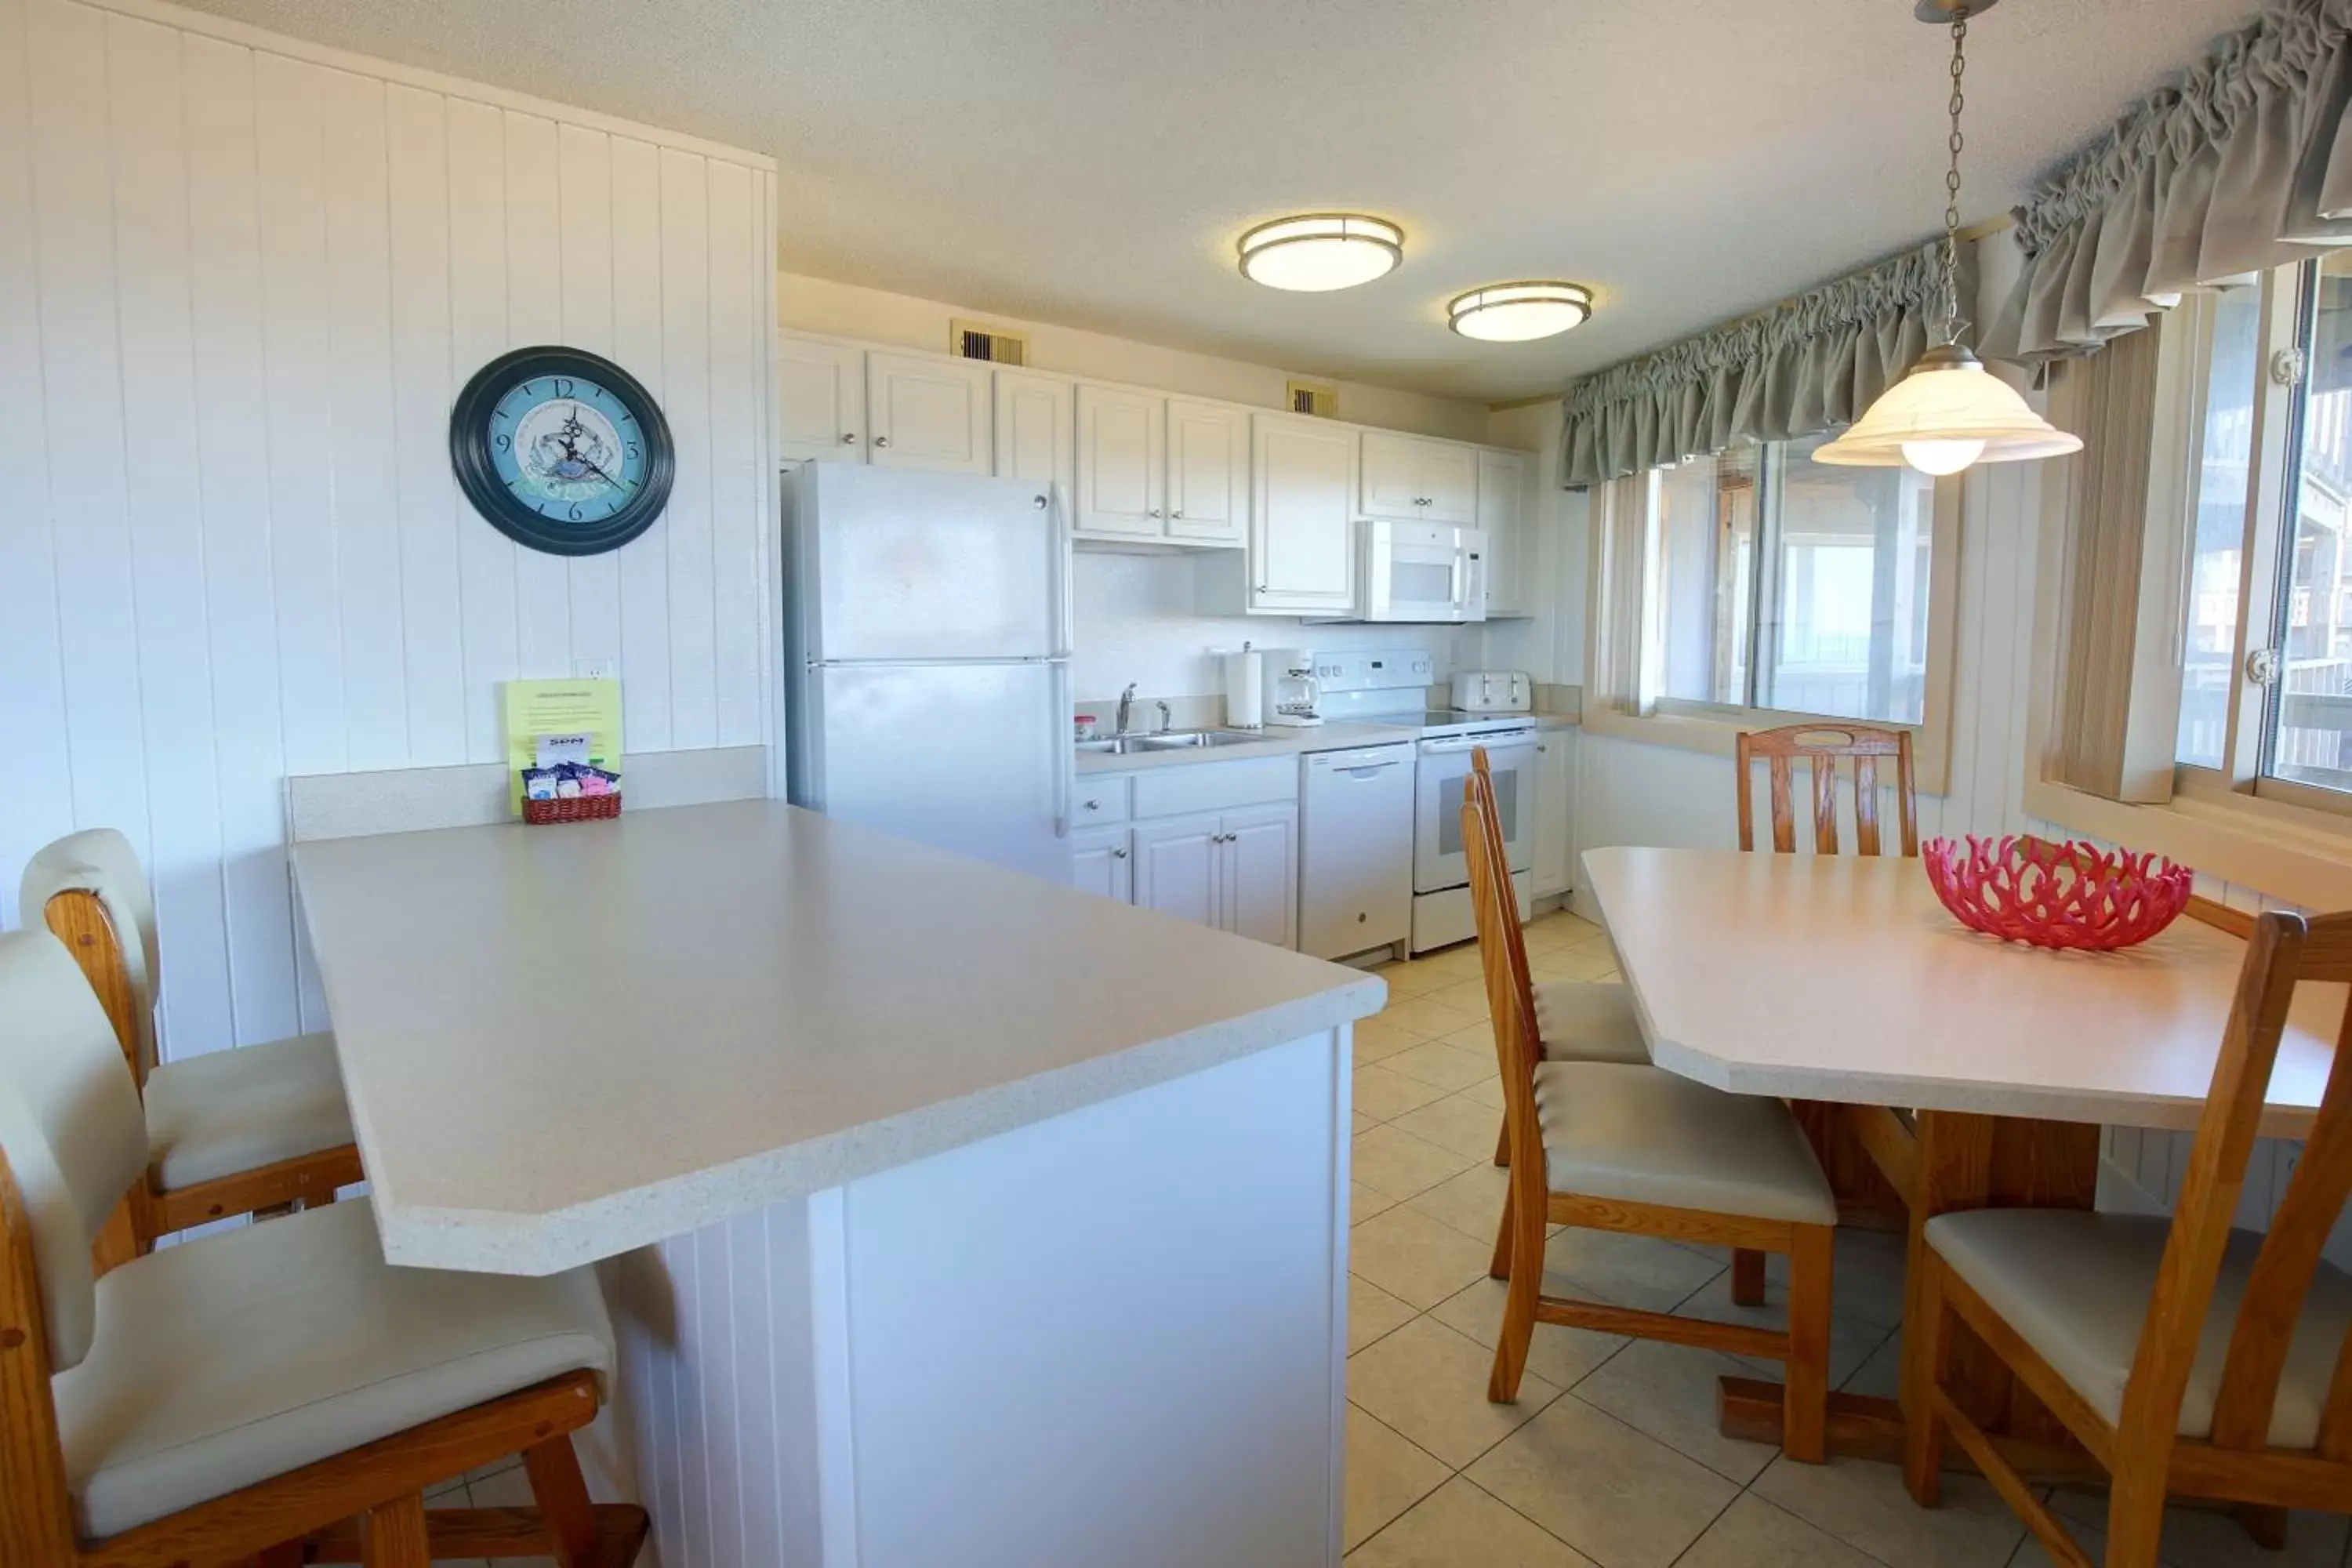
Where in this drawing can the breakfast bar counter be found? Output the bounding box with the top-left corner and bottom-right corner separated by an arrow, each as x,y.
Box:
292,800 -> 1381,1568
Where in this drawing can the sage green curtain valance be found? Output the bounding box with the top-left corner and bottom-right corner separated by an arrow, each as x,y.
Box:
1560,241 -> 1971,488
1985,0 -> 2352,365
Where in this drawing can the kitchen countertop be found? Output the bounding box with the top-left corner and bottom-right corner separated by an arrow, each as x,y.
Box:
292,800 -> 1384,1275
1074,720 -> 1418,775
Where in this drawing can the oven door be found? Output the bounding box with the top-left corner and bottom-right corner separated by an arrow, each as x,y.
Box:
1414,731 -> 1537,893
1362,521 -> 1486,623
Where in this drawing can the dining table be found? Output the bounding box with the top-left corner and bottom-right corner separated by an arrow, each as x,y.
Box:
1580,844 -> 2341,1474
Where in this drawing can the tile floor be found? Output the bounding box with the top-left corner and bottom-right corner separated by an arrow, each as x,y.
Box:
1341,908 -> 2352,1568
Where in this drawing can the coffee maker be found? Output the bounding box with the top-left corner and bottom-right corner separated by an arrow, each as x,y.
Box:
1262,648 -> 1323,728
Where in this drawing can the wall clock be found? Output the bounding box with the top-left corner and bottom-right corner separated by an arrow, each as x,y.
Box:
449,346 -> 675,556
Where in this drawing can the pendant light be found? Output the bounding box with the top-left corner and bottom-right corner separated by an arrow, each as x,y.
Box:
1815,1 -> 2081,475
1238,214 -> 1404,292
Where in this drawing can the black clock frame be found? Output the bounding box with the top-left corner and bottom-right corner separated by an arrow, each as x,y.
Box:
449,345 -> 676,557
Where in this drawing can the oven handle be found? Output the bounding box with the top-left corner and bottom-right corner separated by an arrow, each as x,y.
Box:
1419,733 -> 1540,757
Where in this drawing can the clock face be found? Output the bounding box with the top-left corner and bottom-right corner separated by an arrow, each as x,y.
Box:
450,347 -> 674,557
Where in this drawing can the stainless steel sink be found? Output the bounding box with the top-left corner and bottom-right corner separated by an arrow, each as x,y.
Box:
1075,731 -> 1260,754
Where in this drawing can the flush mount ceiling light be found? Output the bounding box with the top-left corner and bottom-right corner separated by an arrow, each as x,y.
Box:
1237,214 -> 1403,292
1816,0 -> 2079,476
1448,281 -> 1595,342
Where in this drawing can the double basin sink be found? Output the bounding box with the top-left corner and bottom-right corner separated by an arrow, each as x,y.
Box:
1075,730 -> 1262,756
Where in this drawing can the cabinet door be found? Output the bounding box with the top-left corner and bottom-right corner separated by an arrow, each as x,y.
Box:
1250,414 -> 1357,613
1165,397 -> 1247,546
777,335 -> 866,463
1421,441 -> 1479,524
1069,824 -> 1134,903
993,369 -> 1075,521
1075,384 -> 1165,537
1357,430 -> 1425,521
1477,448 -> 1530,618
866,351 -> 990,474
1132,812 -> 1221,929
1219,804 -> 1298,949
1532,734 -> 1573,898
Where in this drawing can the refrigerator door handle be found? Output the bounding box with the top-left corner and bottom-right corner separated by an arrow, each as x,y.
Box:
1051,660 -> 1073,838
1049,494 -> 1074,659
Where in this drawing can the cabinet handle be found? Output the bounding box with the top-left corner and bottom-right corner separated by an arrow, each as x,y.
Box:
1148,507 -> 1163,518
1171,510 -> 1184,520
841,432 -> 858,445
1112,848 -> 1128,859
873,435 -> 891,448
1083,800 -> 1101,811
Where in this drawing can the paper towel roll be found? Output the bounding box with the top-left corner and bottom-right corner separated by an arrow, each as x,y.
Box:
1223,648 -> 1264,729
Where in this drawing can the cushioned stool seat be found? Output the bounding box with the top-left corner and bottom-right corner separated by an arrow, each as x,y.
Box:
53,1196 -> 615,1539
1534,1060 -> 1836,1225
143,1032 -> 353,1190
1926,1208 -> 2352,1447
1531,980 -> 1649,1064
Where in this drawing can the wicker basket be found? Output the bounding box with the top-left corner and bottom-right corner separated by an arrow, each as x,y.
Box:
523,792 -> 622,826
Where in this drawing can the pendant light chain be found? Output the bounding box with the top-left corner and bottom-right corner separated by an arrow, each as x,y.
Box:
1940,6 -> 1970,346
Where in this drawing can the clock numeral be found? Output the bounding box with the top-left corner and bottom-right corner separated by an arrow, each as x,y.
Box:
495,432 -> 510,451
568,503 -> 584,522
554,376 -> 575,397
625,442 -> 640,460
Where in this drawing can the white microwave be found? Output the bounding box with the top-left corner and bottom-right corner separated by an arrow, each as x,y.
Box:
1356,520 -> 1487,623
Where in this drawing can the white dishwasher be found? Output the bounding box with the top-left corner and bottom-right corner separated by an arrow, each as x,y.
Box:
1299,742 -> 1417,961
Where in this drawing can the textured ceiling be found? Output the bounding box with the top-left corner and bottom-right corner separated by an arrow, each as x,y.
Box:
176,0 -> 2255,403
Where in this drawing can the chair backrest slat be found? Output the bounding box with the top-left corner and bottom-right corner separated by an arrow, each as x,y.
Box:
1462,768 -> 1541,1176
1734,724 -> 1918,858
20,829 -> 159,1083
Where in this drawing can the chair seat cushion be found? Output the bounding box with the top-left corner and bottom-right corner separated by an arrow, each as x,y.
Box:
1926,1209 -> 2352,1447
53,1197 -> 615,1540
1533,1061 -> 1836,1226
1531,980 -> 1649,1064
143,1033 -> 354,1191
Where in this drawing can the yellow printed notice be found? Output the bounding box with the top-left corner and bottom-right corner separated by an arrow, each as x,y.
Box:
503,678 -> 622,813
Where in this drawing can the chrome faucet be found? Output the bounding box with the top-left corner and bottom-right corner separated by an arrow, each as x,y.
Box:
1115,682 -> 1138,736
1155,700 -> 1172,734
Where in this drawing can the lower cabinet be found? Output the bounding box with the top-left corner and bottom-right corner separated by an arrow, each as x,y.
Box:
1531,730 -> 1574,898
1120,804 -> 1298,947
1069,822 -> 1133,903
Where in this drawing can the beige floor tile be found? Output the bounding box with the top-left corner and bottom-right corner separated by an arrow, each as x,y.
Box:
1351,1204 -> 1497,1308
1676,1493 -> 1884,1568
1348,1315 -> 1564,1468
465,1465 -> 535,1507
1375,958 -> 1454,996
1355,1018 -> 1427,1065
1534,942 -> 1621,982
1569,1337 -> 1779,1485
1751,1452 -> 2026,1568
1352,1181 -> 1399,1225
1760,1229 -> 1911,1330
1839,1324 -> 1904,1399
1355,1112 -> 1379,1137
1456,1073 -> 1507,1112
1379,995 -> 1480,1041
1345,1406 -> 1451,1552
425,1473 -> 472,1501
1430,1277 -> 1628,1392
2047,1488 -> 2347,1568
1356,1123 -> 1481,1202
1427,977 -> 1495,1020
1543,1227 -> 1724,1313
1404,1161 -> 1510,1243
1348,1476 -> 1598,1567
1348,1275 -> 1420,1354
1385,1038 -> 1497,1092
1356,1063 -> 1451,1123
1671,1270 -> 1895,1388
1468,1396 -> 1740,1568
1411,942 -> 1487,980
1392,1091 -> 1508,1160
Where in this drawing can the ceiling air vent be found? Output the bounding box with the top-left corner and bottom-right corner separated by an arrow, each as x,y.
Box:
1287,378 -> 1339,419
952,319 -> 1029,366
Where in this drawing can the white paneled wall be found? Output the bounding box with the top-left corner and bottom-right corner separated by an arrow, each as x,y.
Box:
0,0 -> 776,1058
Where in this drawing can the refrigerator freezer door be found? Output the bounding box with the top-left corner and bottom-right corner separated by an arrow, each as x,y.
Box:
801,660 -> 1071,883
802,465 -> 1064,662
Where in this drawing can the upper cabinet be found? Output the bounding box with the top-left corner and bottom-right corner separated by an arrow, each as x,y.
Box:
1478,448 -> 1531,619
866,351 -> 990,474
993,369 -> 1076,522
1243,412 -> 1358,615
777,336 -> 866,463
1360,431 -> 1478,524
1163,398 -> 1249,547
1075,384 -> 1165,539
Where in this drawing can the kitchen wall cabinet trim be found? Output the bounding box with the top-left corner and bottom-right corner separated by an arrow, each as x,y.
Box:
993,368 -> 1076,524
1074,383 -> 1165,539
1163,397 -> 1249,546
866,350 -> 989,474
1359,430 -> 1478,525
1239,413 -> 1359,615
777,336 -> 866,464
1478,447 -> 1531,619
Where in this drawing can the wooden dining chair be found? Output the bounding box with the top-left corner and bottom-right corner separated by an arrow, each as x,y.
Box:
1905,906 -> 2352,1568
1466,768 -> 1840,1460
1735,723 -> 1918,858
0,928 -> 648,1568
20,830 -> 362,1267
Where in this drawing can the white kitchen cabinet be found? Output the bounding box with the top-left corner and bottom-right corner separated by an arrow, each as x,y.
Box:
1165,397 -> 1249,546
1244,413 -> 1358,615
1069,822 -> 1134,903
1220,803 -> 1298,949
777,334 -> 866,463
1133,811 -> 1221,927
1359,430 -> 1477,524
1075,384 -> 1165,539
993,369 -> 1075,521
1479,447 -> 1532,619
1532,729 -> 1574,898
866,350 -> 991,474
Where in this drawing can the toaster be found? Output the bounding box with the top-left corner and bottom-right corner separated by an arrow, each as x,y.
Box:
1450,670 -> 1532,714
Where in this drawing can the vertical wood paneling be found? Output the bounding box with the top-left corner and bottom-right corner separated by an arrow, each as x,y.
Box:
708,159 -> 763,748
447,94 -> 517,764
559,122 -> 622,681
696,1219 -> 746,1568
728,1208 -> 785,1568
611,135 -> 673,751
504,111 -> 572,682
660,148 -> 717,750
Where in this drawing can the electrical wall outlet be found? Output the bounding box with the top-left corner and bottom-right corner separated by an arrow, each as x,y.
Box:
574,658 -> 619,681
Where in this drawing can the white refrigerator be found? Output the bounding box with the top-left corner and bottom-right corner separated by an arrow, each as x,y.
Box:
784,463 -> 1073,882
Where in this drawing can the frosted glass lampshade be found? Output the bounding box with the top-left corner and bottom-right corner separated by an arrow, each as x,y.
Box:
1814,344 -> 2082,470
1448,282 -> 1594,342
1237,215 -> 1403,292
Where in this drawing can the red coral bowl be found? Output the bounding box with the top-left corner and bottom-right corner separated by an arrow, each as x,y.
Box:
1921,835 -> 2193,952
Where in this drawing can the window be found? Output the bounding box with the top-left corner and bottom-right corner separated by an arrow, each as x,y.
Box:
2176,252 -> 2352,811
1650,434 -> 1938,726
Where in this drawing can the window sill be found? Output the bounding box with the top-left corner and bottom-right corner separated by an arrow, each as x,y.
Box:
1581,703 -> 1951,797
2023,773 -> 2352,910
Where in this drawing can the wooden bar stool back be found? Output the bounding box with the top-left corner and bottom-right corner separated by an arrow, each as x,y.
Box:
1735,723 -> 1918,858
0,929 -> 645,1568
1907,907 -> 2352,1567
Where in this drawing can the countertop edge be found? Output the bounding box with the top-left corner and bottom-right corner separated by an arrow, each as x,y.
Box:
372,974 -> 1385,1276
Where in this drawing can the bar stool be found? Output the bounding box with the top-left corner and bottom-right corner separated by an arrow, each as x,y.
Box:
20,830 -> 361,1261
0,928 -> 647,1567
